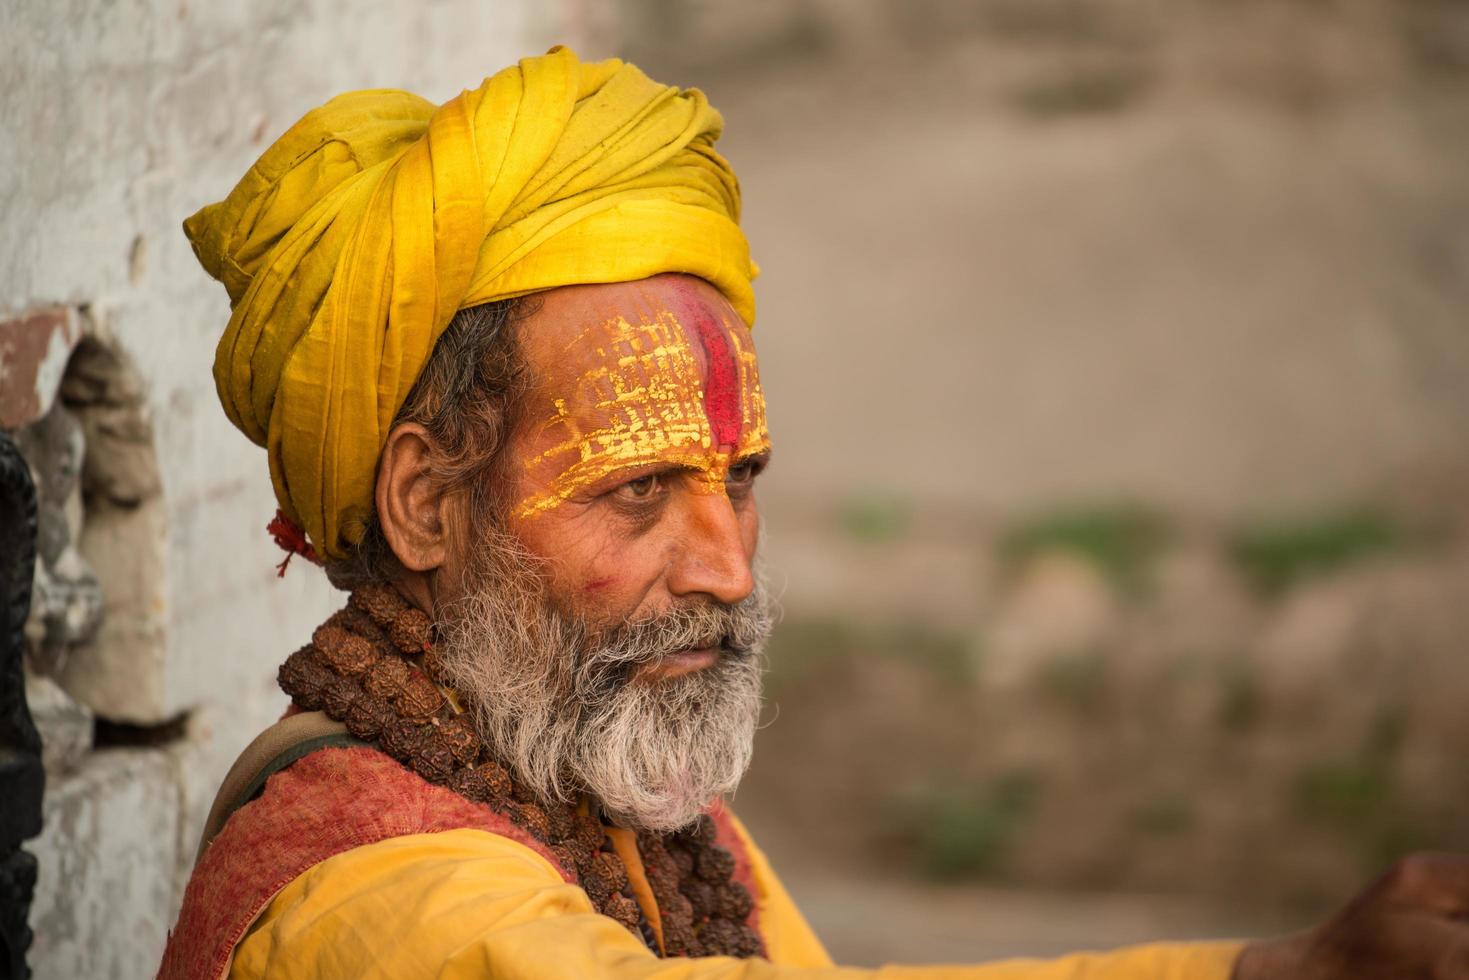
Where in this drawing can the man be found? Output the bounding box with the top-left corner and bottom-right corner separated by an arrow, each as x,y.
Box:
161,47 -> 1469,979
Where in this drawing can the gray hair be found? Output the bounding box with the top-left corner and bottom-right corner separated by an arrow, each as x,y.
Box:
325,299 -> 530,590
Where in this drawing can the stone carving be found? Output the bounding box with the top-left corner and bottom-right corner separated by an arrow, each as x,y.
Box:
16,405 -> 103,677
45,335 -> 167,723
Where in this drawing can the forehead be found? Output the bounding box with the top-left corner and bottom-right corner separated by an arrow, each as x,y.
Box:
509,274 -> 768,517
515,274 -> 761,432
517,275 -> 747,368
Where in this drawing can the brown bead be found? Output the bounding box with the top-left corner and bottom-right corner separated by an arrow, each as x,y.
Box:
603,893 -> 643,933
446,768 -> 483,803
697,916 -> 744,957
322,675 -> 363,720
573,812 -> 605,851
666,893 -> 693,934
436,715 -> 481,766
640,842 -> 681,891
544,804 -> 576,843
477,760 -> 513,799
686,814 -> 717,846
695,844 -> 736,884
411,729 -> 456,783
278,646 -> 333,708
680,877 -> 715,921
548,843 -> 581,876
312,624 -> 378,677
592,850 -> 628,891
665,842 -> 696,878
379,718 -> 428,761
714,882 -> 753,922
350,584 -> 408,626
421,644 -> 448,683
660,903 -> 697,957
555,836 -> 594,868
389,606 -> 433,654
444,765 -> 502,804
326,605 -> 387,643
362,656 -> 411,701
344,694 -> 395,740
395,670 -> 444,722
514,802 -> 552,840
510,779 -> 540,805
580,866 -> 613,905
731,922 -> 764,958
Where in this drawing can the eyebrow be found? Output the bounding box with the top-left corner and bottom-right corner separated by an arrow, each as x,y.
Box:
734,449 -> 772,469
588,449 -> 773,491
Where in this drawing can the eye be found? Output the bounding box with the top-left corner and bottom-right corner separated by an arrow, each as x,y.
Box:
725,457 -> 765,494
727,461 -> 756,484
615,473 -> 661,500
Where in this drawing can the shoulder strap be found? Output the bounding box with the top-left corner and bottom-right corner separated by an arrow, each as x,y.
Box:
194,710 -> 363,862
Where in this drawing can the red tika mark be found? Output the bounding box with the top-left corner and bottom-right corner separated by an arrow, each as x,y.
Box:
267,510 -> 321,577
685,308 -> 742,451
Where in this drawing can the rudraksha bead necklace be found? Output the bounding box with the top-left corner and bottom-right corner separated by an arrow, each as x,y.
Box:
277,584 -> 764,959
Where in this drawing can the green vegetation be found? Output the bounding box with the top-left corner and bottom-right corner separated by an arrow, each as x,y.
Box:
1293,707 -> 1426,872
891,770 -> 1042,880
763,615 -> 973,694
837,490 -> 913,544
1296,755 -> 1392,830
1038,649 -> 1108,715
1217,659 -> 1263,733
1013,69 -> 1149,118
872,619 -> 975,685
1001,503 -> 1170,598
761,617 -> 853,693
1228,507 -> 1410,598
1130,794 -> 1196,837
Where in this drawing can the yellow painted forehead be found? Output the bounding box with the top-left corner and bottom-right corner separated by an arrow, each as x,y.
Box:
513,283 -> 769,518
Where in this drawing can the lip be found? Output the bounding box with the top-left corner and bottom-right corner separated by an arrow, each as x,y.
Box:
636,646 -> 721,682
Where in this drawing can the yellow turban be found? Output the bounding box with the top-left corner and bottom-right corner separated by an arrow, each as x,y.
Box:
184,47 -> 754,561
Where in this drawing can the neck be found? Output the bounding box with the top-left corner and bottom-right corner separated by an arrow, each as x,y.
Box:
391,569 -> 437,619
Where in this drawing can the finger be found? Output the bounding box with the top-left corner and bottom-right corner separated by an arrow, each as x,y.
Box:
1426,916 -> 1469,979
1375,853 -> 1469,920
1335,908 -> 1469,979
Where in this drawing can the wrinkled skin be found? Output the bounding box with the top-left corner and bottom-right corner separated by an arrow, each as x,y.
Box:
499,273 -> 768,649
1237,854 -> 1469,979
380,273 -> 768,678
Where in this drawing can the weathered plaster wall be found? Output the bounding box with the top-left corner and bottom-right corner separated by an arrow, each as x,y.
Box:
2,3 -> 607,975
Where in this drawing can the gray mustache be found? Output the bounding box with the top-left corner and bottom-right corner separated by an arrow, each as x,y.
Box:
573,588 -> 773,691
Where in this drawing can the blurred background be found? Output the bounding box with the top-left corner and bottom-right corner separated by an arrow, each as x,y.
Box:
5,0 -> 1469,974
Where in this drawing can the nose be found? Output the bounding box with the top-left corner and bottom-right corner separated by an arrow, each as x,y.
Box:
665,489 -> 755,605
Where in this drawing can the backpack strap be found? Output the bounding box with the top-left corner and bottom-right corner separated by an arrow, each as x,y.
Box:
194,710 -> 364,862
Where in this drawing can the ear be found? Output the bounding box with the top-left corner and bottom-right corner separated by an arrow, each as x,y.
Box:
375,423 -> 449,572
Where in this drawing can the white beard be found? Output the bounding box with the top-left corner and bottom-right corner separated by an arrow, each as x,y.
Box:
433,528 -> 771,832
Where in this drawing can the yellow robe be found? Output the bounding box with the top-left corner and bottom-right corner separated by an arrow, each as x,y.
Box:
230,817 -> 1241,979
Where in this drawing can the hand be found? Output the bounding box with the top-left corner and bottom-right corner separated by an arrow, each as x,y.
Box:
1235,853 -> 1469,979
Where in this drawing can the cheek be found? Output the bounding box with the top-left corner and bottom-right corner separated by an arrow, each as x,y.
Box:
568,551 -> 664,626
574,541 -> 663,600
580,571 -> 619,596
510,509 -> 660,611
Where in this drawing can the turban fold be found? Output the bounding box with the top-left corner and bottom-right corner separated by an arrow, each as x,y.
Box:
185,47 -> 754,561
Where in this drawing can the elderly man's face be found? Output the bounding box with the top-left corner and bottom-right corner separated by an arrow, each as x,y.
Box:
504,273 -> 769,674
426,274 -> 772,831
